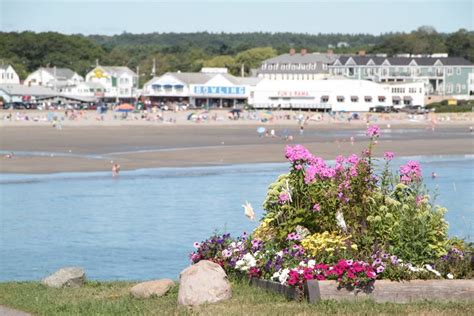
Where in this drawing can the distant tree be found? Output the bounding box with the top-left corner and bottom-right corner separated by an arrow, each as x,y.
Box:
446,29 -> 474,61
235,47 -> 277,75
203,55 -> 236,69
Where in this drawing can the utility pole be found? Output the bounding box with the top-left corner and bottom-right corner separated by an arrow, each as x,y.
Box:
151,58 -> 156,77
96,59 -> 99,67
241,64 -> 245,77
136,65 -> 140,102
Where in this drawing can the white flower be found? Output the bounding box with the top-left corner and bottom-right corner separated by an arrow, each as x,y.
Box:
276,251 -> 284,257
230,242 -> 236,248
336,210 -> 347,231
279,268 -> 290,285
299,261 -> 306,267
242,201 -> 255,221
272,272 -> 280,280
447,273 -> 454,279
425,264 -> 433,271
307,260 -> 316,268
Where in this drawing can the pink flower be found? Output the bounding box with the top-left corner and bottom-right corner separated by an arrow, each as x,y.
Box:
285,145 -> 314,164
376,266 -> 385,274
312,203 -> 321,212
346,154 -> 359,165
279,192 -> 290,204
400,160 -> 422,183
384,151 -> 395,161
193,242 -> 200,249
366,125 -> 380,138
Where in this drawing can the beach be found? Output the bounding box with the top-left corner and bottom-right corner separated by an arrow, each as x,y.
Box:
1,110 -> 473,173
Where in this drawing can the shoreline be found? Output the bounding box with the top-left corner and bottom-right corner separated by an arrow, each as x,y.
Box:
1,125 -> 473,174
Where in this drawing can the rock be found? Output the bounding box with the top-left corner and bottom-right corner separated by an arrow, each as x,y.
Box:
177,260 -> 232,306
42,267 -> 85,288
130,279 -> 175,298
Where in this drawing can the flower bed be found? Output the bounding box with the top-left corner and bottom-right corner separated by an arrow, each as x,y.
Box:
189,125 -> 473,301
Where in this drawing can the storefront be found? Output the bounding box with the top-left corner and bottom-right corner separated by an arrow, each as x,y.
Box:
190,84 -> 248,108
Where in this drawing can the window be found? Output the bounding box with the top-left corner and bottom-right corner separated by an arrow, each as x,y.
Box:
447,67 -> 453,76
447,83 -> 453,93
378,96 -> 386,102
364,96 -> 372,102
321,96 -> 329,103
456,68 -> 461,75
456,84 -> 461,93
351,96 -> 358,102
337,96 -> 345,102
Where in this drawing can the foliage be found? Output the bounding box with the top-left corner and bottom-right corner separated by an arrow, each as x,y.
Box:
426,100 -> 473,113
1,28 -> 473,82
190,125 -> 472,290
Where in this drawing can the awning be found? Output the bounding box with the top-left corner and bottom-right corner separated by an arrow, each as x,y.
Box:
403,96 -> 413,101
174,84 -> 184,89
321,95 -> 329,98
152,84 -> 162,88
392,96 -> 401,101
378,96 -> 386,99
337,96 -> 345,100
351,96 -> 359,101
163,84 -> 173,89
365,96 -> 372,101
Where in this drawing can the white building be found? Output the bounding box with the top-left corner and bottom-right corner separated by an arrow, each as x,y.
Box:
24,67 -> 84,89
251,78 -> 424,111
0,65 -> 20,84
0,84 -> 56,102
86,66 -> 138,101
143,71 -> 254,108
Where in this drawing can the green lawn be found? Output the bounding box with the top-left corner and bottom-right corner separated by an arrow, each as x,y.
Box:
0,280 -> 473,315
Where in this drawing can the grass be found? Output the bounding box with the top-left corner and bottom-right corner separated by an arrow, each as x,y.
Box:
0,280 -> 473,315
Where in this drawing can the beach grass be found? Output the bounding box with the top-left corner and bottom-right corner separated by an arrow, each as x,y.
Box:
1,280 -> 473,315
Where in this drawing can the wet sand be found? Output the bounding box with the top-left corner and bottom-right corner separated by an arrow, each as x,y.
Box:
1,122 -> 473,173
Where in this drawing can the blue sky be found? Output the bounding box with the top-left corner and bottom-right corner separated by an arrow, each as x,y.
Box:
1,0 -> 472,35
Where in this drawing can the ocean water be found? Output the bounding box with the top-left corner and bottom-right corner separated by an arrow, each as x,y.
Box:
0,156 -> 472,281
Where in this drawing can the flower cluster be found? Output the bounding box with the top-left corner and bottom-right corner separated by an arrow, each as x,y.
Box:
285,145 -> 314,165
399,160 -> 422,183
366,125 -> 380,138
282,259 -> 377,289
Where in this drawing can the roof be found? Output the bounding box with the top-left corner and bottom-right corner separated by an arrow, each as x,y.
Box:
41,67 -> 81,80
0,84 -> 56,96
100,66 -> 137,77
0,64 -> 13,71
334,56 -> 473,66
259,53 -> 339,74
263,53 -> 339,64
167,72 -> 212,84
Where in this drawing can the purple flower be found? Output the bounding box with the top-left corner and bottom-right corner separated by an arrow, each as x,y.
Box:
346,154 -> 359,165
384,151 -> 395,161
367,125 -> 380,138
279,192 -> 290,204
193,242 -> 200,249
313,203 -> 321,212
376,265 -> 385,274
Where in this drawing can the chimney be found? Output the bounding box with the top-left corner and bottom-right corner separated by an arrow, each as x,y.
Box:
327,49 -> 334,55
289,48 -> 296,56
358,50 -> 366,56
301,48 -> 307,56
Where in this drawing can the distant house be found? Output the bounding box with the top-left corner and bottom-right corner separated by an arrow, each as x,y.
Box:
329,54 -> 474,97
24,67 -> 84,89
337,42 -> 350,48
85,66 -> 138,102
0,65 -> 20,84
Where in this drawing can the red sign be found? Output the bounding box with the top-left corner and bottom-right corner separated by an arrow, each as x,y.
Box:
277,91 -> 310,97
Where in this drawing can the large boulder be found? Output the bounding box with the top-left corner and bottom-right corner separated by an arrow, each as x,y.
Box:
42,267 -> 85,288
177,260 -> 232,306
130,279 -> 175,298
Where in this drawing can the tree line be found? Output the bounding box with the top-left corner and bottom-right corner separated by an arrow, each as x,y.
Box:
0,27 -> 472,86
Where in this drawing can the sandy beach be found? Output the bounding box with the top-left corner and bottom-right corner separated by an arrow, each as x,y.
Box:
1,110 -> 473,173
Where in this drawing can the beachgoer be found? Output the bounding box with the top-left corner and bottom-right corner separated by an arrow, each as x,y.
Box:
299,125 -> 304,136
112,163 -> 121,177
431,172 -> 437,179
270,129 -> 276,138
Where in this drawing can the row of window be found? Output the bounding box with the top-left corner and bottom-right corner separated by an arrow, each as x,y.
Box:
320,96 -> 387,103
331,67 -> 464,77
446,83 -> 466,93
261,74 -> 321,80
1,73 -> 16,80
262,63 -> 327,71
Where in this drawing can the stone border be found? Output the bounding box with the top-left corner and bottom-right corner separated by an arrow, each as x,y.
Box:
250,279 -> 474,303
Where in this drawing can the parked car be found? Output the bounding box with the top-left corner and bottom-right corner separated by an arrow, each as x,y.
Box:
400,105 -> 429,114
369,105 -> 395,113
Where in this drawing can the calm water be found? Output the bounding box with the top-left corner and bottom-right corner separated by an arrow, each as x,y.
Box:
0,156 -> 473,281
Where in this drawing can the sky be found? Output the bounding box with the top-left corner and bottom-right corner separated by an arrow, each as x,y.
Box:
0,0 -> 472,35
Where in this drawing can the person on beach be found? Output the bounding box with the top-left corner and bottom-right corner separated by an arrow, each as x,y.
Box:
112,163 -> 121,177
299,125 -> 304,136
